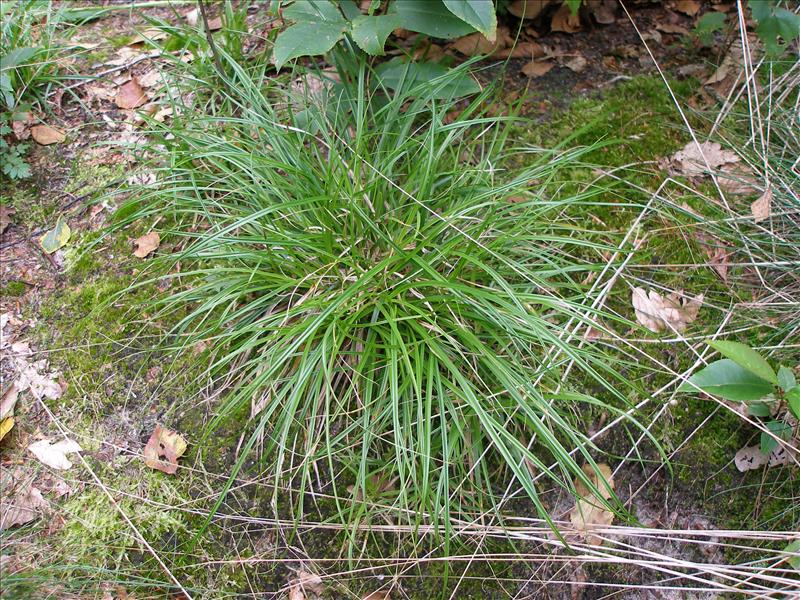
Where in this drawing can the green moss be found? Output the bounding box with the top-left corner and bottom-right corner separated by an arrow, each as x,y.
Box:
1,280 -> 27,296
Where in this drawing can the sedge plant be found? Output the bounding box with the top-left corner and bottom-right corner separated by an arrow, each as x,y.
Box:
115,46 -> 655,544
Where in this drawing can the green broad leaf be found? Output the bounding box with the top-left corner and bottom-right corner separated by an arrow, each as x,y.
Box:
442,0 -> 497,40
0,47 -> 38,71
753,6 -> 800,56
787,387 -> 800,419
351,15 -> 402,55
393,0 -> 477,39
284,0 -> 344,23
374,59 -> 480,99
784,540 -> 800,571
777,365 -> 797,392
760,420 -> 791,455
707,340 -> 777,384
679,359 -> 775,401
565,0 -> 582,15
272,22 -> 347,70
39,217 -> 71,254
747,402 -> 772,417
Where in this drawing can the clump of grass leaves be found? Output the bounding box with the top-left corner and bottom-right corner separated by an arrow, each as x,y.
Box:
118,48 -> 650,541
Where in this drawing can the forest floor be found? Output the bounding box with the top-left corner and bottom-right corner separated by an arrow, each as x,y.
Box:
1,2 -> 798,599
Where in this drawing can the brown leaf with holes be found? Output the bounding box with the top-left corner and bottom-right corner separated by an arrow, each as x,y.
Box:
751,187 -> 772,223
133,232 -> 160,258
115,77 -> 148,109
522,60 -> 555,78
631,288 -> 703,334
508,0 -> 552,19
143,425 -> 187,474
551,4 -> 581,33
30,124 -> 65,145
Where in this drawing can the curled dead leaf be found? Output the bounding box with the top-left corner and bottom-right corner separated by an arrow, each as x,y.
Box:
669,141 -> 739,177
133,232 -> 160,258
115,77 -> 148,109
564,55 -> 588,72
144,425 -> 187,474
631,288 -> 703,334
30,124 -> 65,145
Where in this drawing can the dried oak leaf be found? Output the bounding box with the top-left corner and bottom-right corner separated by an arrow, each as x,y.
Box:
569,463 -> 615,546
30,124 -> 65,145
133,232 -> 160,258
522,60 -> 555,78
631,288 -> 703,334
115,77 -> 148,109
143,425 -> 187,474
751,187 -> 772,223
673,0 -> 701,16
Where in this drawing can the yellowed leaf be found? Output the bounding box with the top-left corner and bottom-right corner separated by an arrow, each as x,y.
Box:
143,425 -> 187,474
133,232 -> 160,258
0,417 -> 14,441
631,288 -> 703,334
30,124 -> 65,145
522,60 -> 555,78
751,187 -> 772,223
115,78 -> 148,109
39,217 -> 71,254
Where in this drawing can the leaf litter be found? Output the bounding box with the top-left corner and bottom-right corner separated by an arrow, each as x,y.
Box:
143,425 -> 187,474
568,463 -> 615,546
631,288 -> 703,334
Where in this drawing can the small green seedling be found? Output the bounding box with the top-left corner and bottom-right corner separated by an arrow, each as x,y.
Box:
680,340 -> 799,454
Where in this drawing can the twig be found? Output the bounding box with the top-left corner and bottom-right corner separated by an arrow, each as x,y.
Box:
197,0 -> 225,77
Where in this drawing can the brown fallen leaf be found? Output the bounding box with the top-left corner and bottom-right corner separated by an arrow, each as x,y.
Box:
631,288 -> 703,334
586,0 -> 616,24
551,4 -> 581,33
508,0 -> 552,19
673,0 -> 701,16
656,22 -> 690,34
131,27 -> 168,45
363,592 -> 391,600
522,60 -> 555,78
115,77 -> 148,109
450,32 -> 501,56
143,425 -> 187,475
288,571 -> 324,600
668,140 -> 739,177
0,205 -> 15,234
494,41 -> 545,59
11,112 -> 32,140
133,232 -> 160,258
751,187 -> 772,223
569,463 -> 615,546
0,381 -> 20,421
206,16 -> 223,31
564,54 -> 588,72
30,124 -> 65,145
1,484 -> 49,530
